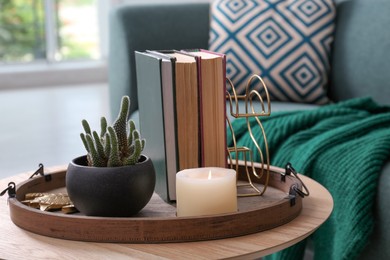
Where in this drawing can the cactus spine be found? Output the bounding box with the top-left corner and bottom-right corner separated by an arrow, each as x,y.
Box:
80,96 -> 145,167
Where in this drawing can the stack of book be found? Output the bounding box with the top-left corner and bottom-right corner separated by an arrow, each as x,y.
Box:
135,49 -> 227,202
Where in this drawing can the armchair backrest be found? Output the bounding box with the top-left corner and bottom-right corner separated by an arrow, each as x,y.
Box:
330,0 -> 390,105
109,3 -> 210,117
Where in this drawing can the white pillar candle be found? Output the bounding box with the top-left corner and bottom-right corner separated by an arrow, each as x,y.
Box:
176,167 -> 237,217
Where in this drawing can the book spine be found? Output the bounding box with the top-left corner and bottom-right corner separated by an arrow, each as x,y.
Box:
177,50 -> 203,168
195,56 -> 204,168
200,49 -> 228,168
222,54 -> 228,168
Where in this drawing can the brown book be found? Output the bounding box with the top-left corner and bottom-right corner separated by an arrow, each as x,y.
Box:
165,52 -> 200,171
183,49 -> 227,168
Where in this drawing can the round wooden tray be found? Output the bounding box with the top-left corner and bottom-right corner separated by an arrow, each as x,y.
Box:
8,162 -> 304,243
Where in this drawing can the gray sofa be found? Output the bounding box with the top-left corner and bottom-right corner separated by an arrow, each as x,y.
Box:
108,1 -> 390,259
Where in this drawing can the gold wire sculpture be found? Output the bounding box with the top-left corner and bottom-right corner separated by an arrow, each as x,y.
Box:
226,75 -> 271,196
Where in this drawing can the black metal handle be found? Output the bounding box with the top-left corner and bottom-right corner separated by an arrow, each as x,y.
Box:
285,162 -> 310,197
0,182 -> 16,198
29,163 -> 51,182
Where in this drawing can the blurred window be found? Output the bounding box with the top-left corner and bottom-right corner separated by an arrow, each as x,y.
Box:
0,0 -> 100,64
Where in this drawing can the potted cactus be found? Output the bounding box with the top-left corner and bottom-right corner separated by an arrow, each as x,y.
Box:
66,96 -> 156,217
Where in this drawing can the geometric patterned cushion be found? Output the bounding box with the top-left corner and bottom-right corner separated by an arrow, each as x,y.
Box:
209,0 -> 336,104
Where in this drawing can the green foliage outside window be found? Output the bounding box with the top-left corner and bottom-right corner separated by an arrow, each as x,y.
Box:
0,0 -> 46,62
0,0 -> 98,63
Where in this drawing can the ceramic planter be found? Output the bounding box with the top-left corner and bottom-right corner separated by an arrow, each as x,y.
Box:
66,155 -> 155,217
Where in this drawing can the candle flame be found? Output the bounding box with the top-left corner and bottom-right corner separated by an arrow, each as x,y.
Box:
208,170 -> 212,180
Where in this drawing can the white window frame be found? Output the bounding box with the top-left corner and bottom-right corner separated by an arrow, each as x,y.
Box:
44,0 -> 58,62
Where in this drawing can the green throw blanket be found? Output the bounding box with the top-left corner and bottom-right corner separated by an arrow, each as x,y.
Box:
228,97 -> 390,260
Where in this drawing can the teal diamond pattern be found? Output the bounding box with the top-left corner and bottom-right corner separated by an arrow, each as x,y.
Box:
293,64 -> 315,87
298,0 -> 321,18
217,0 -> 261,23
209,0 -> 335,104
227,0 -> 248,13
258,27 -> 281,48
288,0 -> 333,27
247,16 -> 293,59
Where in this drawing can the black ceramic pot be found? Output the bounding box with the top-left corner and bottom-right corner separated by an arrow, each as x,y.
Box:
66,155 -> 155,217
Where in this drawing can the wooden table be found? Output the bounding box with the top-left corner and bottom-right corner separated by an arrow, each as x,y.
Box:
0,166 -> 333,260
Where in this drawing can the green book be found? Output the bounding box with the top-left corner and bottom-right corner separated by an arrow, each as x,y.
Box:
135,51 -> 178,202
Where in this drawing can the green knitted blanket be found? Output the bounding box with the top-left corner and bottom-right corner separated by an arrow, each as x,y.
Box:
228,97 -> 390,260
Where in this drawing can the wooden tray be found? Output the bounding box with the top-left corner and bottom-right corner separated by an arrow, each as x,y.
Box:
8,162 -> 304,243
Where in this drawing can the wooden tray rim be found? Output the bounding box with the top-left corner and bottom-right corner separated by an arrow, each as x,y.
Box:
8,163 -> 304,243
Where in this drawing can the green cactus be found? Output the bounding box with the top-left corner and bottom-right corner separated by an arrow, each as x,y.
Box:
80,96 -> 145,167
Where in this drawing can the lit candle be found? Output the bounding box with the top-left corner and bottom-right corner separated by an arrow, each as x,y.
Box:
176,167 -> 237,217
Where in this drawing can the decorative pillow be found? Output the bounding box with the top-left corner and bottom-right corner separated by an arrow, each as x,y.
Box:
209,0 -> 335,104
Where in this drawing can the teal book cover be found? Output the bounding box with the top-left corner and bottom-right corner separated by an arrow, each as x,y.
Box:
135,51 -> 178,202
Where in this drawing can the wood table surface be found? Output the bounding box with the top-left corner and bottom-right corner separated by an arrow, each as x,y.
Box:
0,165 -> 333,260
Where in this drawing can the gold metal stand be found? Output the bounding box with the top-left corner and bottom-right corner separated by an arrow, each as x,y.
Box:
226,75 -> 271,196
